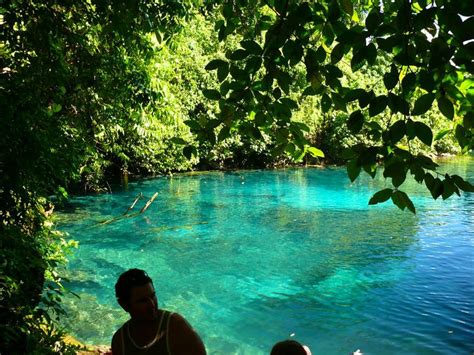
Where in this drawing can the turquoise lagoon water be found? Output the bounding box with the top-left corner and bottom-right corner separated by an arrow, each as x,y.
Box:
58,159 -> 474,354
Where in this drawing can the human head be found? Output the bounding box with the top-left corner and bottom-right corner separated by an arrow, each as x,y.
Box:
271,340 -> 312,355
115,268 -> 154,312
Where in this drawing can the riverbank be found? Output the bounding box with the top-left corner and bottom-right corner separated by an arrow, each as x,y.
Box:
64,335 -> 110,354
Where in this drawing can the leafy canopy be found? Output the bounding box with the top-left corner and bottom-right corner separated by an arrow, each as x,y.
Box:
198,0 -> 474,212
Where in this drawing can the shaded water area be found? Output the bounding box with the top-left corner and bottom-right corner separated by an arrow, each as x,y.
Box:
57,158 -> 474,354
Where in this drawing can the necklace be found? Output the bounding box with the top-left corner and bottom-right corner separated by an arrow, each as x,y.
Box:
127,322 -> 163,350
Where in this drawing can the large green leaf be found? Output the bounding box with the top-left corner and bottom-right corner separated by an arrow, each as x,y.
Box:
217,65 -> 229,82
228,49 -> 249,60
325,64 -> 343,78
366,43 -> 377,65
383,65 -> 398,90
455,124 -> 470,149
401,73 -> 416,93
345,88 -> 366,102
392,168 -> 407,188
416,155 -> 438,170
414,121 -> 433,146
205,59 -> 227,70
384,159 -> 406,186
347,159 -> 361,182
245,56 -> 262,74
283,40 -> 296,60
230,66 -> 249,81
351,48 -> 366,71
358,90 -> 374,108
388,93 -> 410,115
391,190 -> 416,213
240,40 -> 262,55
369,95 -> 388,117
203,89 -> 221,100
405,119 -> 416,140
369,188 -> 393,205
427,176 -> 444,199
170,137 -> 187,145
321,93 -> 332,112
412,93 -> 435,115
332,92 -> 347,111
442,178 -> 459,200
418,70 -> 436,91
451,175 -> 474,192
434,128 -> 452,141
281,98 -> 298,109
283,40 -> 304,66
437,97 -> 454,120
366,9 -> 382,33
305,48 -> 319,70
464,112 -> 474,129
183,145 -> 197,159
306,146 -> 325,158
184,120 -> 202,131
315,46 -> 327,62
347,110 -> 364,133
218,126 -> 231,141
331,43 -> 346,64
322,23 -> 336,45
276,71 -> 291,94
363,162 -> 377,178
389,120 -> 406,144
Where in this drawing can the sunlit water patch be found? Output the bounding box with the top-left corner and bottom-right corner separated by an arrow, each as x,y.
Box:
57,159 -> 474,354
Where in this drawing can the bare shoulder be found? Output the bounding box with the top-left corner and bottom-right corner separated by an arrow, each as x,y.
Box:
168,312 -> 206,355
169,312 -> 191,328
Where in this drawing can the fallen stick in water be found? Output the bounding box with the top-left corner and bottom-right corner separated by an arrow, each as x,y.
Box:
140,192 -> 158,214
98,192 -> 157,225
123,192 -> 143,215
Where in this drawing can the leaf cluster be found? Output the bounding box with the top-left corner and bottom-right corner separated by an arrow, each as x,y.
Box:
202,0 -> 474,212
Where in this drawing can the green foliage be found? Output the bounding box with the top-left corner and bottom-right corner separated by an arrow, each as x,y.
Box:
0,221 -> 78,353
201,0 -> 474,212
1,0 -> 200,352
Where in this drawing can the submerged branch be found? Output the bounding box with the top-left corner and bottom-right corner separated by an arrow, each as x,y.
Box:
98,192 -> 158,225
123,192 -> 143,215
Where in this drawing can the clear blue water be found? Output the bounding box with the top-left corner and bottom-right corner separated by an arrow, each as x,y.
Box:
57,158 -> 474,354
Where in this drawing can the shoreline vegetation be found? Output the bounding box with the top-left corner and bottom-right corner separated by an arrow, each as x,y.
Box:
74,152 -> 465,196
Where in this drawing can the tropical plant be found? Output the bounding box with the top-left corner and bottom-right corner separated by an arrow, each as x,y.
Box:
196,0 -> 474,212
1,0 -> 198,351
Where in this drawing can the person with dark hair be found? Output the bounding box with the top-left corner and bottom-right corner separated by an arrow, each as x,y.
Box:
271,339 -> 312,355
111,268 -> 206,355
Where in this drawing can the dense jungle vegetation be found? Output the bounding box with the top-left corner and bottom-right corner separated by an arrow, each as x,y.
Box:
1,0 -> 473,352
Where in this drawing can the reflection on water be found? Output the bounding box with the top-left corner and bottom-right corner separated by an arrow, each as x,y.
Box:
58,158 -> 474,354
